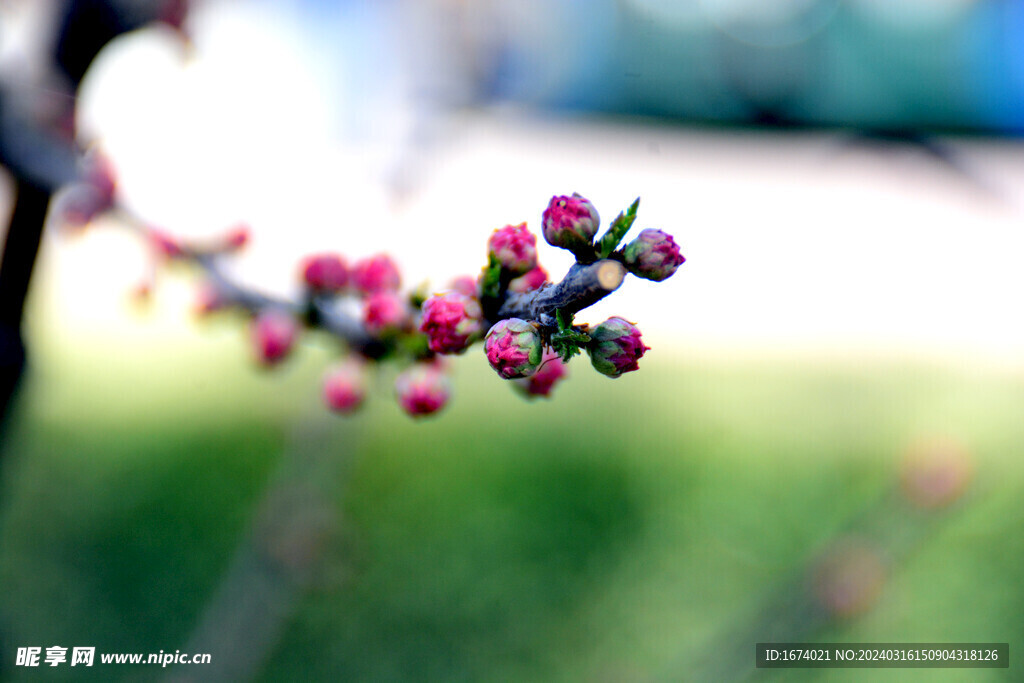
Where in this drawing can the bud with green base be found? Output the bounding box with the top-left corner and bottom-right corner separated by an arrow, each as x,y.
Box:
542,193 -> 600,256
623,229 -> 685,282
484,318 -> 543,379
487,222 -> 538,275
587,316 -> 649,378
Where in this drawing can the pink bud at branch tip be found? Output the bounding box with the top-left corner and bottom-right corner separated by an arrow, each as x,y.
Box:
352,254 -> 401,295
420,293 -> 483,354
395,365 -> 451,417
252,309 -> 298,366
323,359 -> 367,413
301,253 -> 348,293
487,222 -> 538,275
484,318 -> 543,379
542,193 -> 600,252
588,317 -> 649,378
149,229 -> 183,258
513,350 -> 567,398
224,224 -> 251,250
624,229 -> 685,282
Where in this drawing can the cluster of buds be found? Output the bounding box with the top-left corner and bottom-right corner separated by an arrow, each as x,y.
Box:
419,191 -> 685,402
71,163 -> 683,419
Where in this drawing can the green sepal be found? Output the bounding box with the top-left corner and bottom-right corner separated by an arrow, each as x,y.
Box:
596,197 -> 640,259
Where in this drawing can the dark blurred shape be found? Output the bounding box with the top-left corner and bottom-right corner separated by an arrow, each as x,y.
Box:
0,0 -> 189,459
56,0 -> 190,85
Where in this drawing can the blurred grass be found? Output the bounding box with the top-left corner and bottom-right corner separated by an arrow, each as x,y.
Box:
2,329 -> 1024,681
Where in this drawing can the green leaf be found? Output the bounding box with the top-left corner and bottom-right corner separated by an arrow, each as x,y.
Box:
596,197 -> 640,259
555,307 -> 574,332
550,310 -> 591,362
480,254 -> 503,300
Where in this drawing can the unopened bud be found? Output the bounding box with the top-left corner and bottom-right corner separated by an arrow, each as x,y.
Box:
322,359 -> 367,413
542,193 -> 599,253
420,293 -> 483,354
351,254 -> 401,295
484,318 -> 542,379
395,364 -> 451,417
587,317 -> 649,378
223,224 -> 251,250
149,229 -> 184,258
507,266 -> 549,294
301,253 -> 348,293
487,222 -> 537,275
513,350 -> 567,398
252,308 -> 298,366
449,275 -> 479,299
364,291 -> 410,335
623,229 -> 685,282
194,282 -> 227,316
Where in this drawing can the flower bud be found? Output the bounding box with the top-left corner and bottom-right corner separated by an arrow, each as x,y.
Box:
301,253 -> 348,293
363,291 -> 409,335
542,193 -> 599,253
322,359 -> 367,413
449,275 -> 479,299
588,317 -> 649,378
484,318 -> 542,379
351,254 -> 401,295
149,228 -> 184,258
513,350 -> 567,398
420,293 -> 483,354
395,364 -> 451,417
623,229 -> 685,282
487,222 -> 537,275
251,309 -> 298,366
194,282 -> 228,317
223,223 -> 251,250
507,266 -> 549,294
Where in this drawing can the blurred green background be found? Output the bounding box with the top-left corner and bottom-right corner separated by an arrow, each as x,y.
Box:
2,296 -> 1022,681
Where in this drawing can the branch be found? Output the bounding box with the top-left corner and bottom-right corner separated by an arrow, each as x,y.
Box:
117,210 -> 379,355
496,259 -> 626,327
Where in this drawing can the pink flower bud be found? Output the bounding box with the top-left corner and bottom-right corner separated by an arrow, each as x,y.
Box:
449,275 -> 479,299
363,291 -> 409,335
542,193 -> 599,252
484,318 -> 542,379
487,222 -> 538,275
194,282 -> 227,316
588,317 -> 649,378
223,224 -> 251,250
395,364 -> 451,417
513,350 -> 567,398
301,253 -> 348,293
623,229 -> 685,282
507,266 -> 549,294
420,293 -> 484,354
351,254 -> 401,295
251,309 -> 298,366
322,359 -> 367,413
149,228 -> 184,258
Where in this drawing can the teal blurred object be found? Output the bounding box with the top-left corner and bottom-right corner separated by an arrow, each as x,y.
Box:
457,0 -> 1024,133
